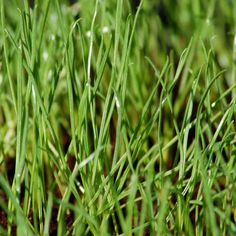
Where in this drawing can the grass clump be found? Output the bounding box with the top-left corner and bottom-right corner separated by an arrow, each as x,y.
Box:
0,0 -> 236,235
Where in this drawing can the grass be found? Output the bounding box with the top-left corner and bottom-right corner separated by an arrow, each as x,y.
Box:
0,0 -> 236,235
